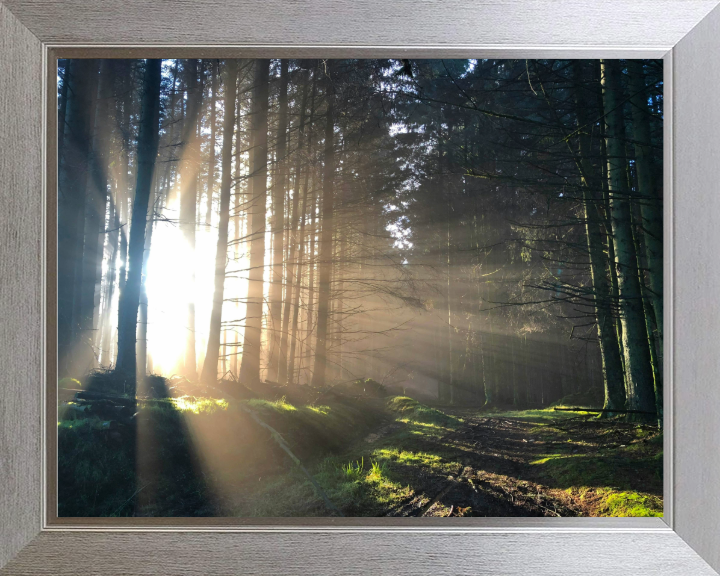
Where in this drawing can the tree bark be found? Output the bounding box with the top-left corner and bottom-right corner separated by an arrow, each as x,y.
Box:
311,71 -> 336,388
268,60 -> 289,382
600,59 -> 657,422
238,59 -> 270,386
137,176 -> 158,379
572,60 -> 626,414
205,59 -> 218,227
179,59 -> 204,380
627,59 -> 664,420
58,58 -> 99,377
279,70 -> 312,384
201,59 -> 239,384
288,167 -> 311,384
115,59 -> 162,385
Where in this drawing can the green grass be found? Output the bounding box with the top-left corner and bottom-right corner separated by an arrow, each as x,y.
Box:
387,396 -> 462,428
529,445 -> 661,490
59,392 -> 387,517
601,491 -> 663,517
247,396 -> 297,413
489,407 -> 595,424
168,396 -> 229,414
341,457 -> 366,481
58,396 -> 217,517
528,432 -> 663,517
239,451 -> 414,517
59,390 -> 662,518
235,397 -> 463,516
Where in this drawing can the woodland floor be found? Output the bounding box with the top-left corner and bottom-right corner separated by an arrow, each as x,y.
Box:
234,401 -> 663,518
58,376 -> 663,518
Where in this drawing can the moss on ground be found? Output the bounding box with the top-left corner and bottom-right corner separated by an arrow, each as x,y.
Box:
600,491 -> 663,517
388,396 -> 462,428
58,391 -> 385,516
489,407 -> 596,424
59,391 -> 662,518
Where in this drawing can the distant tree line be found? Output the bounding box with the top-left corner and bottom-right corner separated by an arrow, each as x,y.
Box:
57,58 -> 662,423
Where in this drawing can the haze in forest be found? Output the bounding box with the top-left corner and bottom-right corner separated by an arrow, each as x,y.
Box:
57,58 -> 663,518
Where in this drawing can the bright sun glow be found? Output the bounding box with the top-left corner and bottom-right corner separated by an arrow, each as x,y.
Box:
139,180 -> 278,378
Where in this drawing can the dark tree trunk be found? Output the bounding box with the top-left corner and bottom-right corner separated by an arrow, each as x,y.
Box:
201,59 -> 239,384
115,59 -> 162,384
572,60 -> 626,414
205,59 -> 218,227
179,59 -> 204,380
311,72 -> 336,388
279,70 -> 312,384
601,59 -> 657,422
58,58 -> 99,377
627,59 -> 664,421
78,59 -> 114,373
238,59 -> 270,386
268,59 -> 289,382
288,160 -> 311,385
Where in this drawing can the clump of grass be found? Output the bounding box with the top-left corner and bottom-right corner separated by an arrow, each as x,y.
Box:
234,454 -> 385,516
341,457 -> 365,481
601,491 -> 663,517
528,434 -> 663,513
490,408 -> 592,425
306,405 -> 331,415
374,447 -> 441,467
171,396 -> 229,414
58,397 -> 218,517
387,396 -> 461,428
373,447 -> 459,476
367,460 -> 387,481
247,396 -> 297,413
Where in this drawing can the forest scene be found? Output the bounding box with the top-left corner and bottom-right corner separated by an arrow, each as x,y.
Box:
57,58 -> 663,518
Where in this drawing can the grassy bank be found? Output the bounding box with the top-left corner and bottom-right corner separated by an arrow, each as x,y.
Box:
58,389 -> 663,517
58,389 -> 385,516
496,407 -> 664,517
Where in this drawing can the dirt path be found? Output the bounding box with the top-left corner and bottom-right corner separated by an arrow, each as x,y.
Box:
213,400 -> 662,517
363,407 -> 662,517
370,412 -> 574,517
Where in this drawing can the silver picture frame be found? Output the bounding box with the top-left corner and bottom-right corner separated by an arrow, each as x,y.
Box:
1,0 -> 719,573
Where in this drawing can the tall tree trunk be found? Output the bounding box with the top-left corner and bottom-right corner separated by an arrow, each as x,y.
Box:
115,59 -> 162,384
117,61 -> 133,305
58,58 -> 99,377
600,59 -> 657,422
179,59 -> 203,380
311,71 -> 336,388
335,215 -> 348,381
137,177 -> 159,379
58,59 -> 70,158
627,59 -> 664,421
288,171 -> 311,385
99,196 -> 119,367
201,59 -> 239,384
205,59 -> 218,227
268,60 -> 289,382
231,80 -> 244,379
279,71 -> 312,384
305,180 -> 318,381
446,196 -> 454,404
237,59 -> 270,385
572,60 -> 626,414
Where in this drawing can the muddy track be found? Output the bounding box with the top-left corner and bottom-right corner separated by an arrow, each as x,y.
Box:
375,413 -> 578,517
380,407 -> 662,517
223,403 -> 661,517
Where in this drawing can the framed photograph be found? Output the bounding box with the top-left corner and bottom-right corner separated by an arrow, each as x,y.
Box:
1,1 -> 719,574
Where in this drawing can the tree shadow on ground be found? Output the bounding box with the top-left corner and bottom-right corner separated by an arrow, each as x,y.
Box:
58,371 -> 218,517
